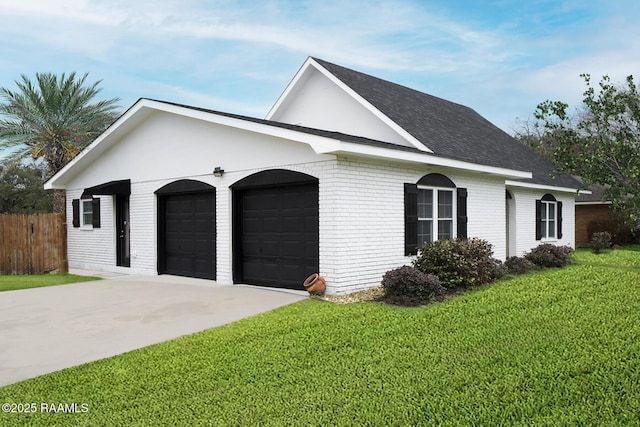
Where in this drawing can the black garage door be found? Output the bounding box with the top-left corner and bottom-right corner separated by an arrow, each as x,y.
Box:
157,181 -> 216,280
233,171 -> 319,290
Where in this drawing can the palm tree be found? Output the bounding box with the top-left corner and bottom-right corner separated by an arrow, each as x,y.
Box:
0,72 -> 120,212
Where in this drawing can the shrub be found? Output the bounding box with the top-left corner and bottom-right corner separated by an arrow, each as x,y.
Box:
504,256 -> 536,275
525,244 -> 574,268
413,238 -> 500,288
381,266 -> 444,301
490,258 -> 508,280
587,218 -> 633,246
591,231 -> 612,254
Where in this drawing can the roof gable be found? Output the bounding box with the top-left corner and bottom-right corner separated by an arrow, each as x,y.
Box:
305,58 -> 580,189
267,58 -> 429,152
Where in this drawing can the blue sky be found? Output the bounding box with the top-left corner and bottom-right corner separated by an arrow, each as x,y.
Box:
0,0 -> 638,137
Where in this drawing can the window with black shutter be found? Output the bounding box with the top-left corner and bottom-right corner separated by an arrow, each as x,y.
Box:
404,174 -> 467,255
536,194 -> 561,240
72,199 -> 80,228
404,184 -> 419,255
74,197 -> 101,229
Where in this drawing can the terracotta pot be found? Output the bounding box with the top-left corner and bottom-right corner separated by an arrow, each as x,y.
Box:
303,273 -> 326,295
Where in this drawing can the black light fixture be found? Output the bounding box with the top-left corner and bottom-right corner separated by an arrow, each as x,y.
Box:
213,166 -> 224,177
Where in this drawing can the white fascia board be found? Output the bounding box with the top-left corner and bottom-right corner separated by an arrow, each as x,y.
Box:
576,201 -> 610,205
265,58 -> 311,120
318,140 -> 531,179
505,179 -> 583,194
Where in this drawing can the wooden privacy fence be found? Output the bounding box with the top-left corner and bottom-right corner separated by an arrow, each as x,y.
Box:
0,214 -> 68,275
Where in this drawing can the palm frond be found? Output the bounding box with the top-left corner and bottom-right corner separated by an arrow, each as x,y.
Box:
0,72 -> 121,174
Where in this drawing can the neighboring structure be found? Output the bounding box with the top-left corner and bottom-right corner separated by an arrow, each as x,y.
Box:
575,184 -> 632,245
45,57 -> 581,294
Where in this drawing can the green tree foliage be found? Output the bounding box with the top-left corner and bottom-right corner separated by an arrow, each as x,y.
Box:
0,162 -> 53,213
535,74 -> 640,223
0,72 -> 120,212
511,116 -> 559,163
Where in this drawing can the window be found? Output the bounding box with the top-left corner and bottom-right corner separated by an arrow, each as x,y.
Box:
82,199 -> 93,226
536,194 -> 562,240
72,197 -> 101,228
542,199 -> 556,239
404,174 -> 468,255
417,188 -> 454,245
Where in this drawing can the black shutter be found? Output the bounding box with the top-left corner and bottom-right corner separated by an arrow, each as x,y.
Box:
535,199 -> 543,240
456,188 -> 468,239
557,201 -> 563,239
404,183 -> 419,255
72,199 -> 80,228
92,197 -> 101,228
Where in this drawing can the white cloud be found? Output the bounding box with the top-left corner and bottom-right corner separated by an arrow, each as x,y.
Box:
0,0 -> 508,74
1,0 -> 638,135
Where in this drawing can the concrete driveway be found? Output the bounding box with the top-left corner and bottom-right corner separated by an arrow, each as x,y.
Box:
0,273 -> 307,387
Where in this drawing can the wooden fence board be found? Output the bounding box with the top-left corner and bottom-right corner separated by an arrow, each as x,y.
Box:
0,214 -> 68,275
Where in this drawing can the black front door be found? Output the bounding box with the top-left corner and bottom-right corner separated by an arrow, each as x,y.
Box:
116,195 -> 130,267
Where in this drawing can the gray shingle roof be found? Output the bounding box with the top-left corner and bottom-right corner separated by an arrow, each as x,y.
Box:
576,182 -> 608,203
312,58 -> 581,189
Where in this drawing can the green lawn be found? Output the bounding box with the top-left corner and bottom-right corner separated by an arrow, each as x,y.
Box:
1,248 -> 639,426
0,274 -> 101,292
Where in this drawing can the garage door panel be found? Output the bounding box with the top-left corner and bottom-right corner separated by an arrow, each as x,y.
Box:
282,192 -> 304,208
159,190 -> 216,280
304,241 -> 319,257
243,217 -> 260,233
304,217 -> 317,232
263,217 -> 279,231
282,216 -> 301,232
282,241 -> 303,257
243,259 -> 278,280
261,240 -> 280,257
236,182 -> 318,289
195,239 -> 211,252
262,194 -> 280,209
242,239 -> 261,257
242,195 -> 260,210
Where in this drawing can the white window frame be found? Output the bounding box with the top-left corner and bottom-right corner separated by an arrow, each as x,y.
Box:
540,199 -> 557,241
417,186 -> 456,245
81,198 -> 94,228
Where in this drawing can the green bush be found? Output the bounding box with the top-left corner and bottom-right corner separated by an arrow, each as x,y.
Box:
504,256 -> 536,275
591,231 -> 612,254
413,238 -> 502,288
525,244 -> 574,268
381,266 -> 444,302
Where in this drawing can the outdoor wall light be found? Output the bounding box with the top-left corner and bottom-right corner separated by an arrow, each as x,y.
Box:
213,167 -> 224,177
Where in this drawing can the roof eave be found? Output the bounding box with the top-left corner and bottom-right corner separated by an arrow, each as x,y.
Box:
45,98 -> 535,190
505,180 -> 585,194
576,200 -> 610,205
319,141 -> 531,179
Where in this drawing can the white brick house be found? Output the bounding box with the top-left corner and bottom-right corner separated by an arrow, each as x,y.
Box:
45,57 -> 581,295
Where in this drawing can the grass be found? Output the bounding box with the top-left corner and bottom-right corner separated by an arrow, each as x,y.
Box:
0,274 -> 101,292
0,248 -> 639,425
